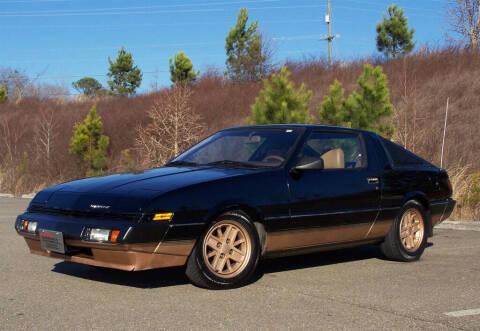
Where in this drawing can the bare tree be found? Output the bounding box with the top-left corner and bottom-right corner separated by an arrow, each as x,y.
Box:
0,67 -> 49,102
34,108 -> 58,174
446,0 -> 480,49
392,57 -> 427,152
255,32 -> 276,79
0,116 -> 28,192
0,116 -> 26,164
136,86 -> 204,168
0,68 -> 30,102
28,82 -> 70,99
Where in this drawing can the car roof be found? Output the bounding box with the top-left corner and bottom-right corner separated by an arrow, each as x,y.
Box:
223,124 -> 375,135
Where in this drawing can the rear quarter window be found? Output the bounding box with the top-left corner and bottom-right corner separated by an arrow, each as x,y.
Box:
380,137 -> 430,167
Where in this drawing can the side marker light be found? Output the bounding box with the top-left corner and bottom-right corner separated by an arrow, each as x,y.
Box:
153,212 -> 173,221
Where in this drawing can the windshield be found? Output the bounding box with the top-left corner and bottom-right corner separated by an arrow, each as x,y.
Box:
168,128 -> 301,168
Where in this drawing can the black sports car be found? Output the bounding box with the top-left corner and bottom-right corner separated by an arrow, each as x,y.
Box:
15,125 -> 455,288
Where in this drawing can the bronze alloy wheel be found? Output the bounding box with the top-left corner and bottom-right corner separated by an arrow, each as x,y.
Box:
399,208 -> 425,253
202,220 -> 252,279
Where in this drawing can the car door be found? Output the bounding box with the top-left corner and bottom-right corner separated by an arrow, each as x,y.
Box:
281,130 -> 381,250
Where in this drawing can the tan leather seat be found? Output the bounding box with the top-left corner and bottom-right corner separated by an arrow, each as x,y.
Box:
321,148 -> 344,169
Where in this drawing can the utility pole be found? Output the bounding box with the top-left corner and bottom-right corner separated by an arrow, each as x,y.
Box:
325,0 -> 333,68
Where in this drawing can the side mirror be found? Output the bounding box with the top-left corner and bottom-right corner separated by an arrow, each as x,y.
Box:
289,159 -> 324,179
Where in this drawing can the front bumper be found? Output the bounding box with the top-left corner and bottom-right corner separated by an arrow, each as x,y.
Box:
15,213 -> 195,271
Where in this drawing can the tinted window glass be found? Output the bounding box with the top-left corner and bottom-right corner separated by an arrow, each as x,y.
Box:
173,128 -> 300,167
380,138 -> 427,167
296,132 -> 365,169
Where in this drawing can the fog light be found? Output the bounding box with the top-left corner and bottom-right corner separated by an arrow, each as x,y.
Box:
89,228 -> 110,242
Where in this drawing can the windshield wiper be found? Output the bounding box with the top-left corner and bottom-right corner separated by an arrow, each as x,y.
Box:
205,160 -> 260,169
165,160 -> 199,167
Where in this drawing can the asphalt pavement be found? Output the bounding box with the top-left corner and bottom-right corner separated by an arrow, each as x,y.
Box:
1,197 -> 479,330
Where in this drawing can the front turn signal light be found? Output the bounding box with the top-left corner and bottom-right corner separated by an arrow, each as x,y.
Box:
153,212 -> 173,221
20,220 -> 37,233
110,229 -> 120,243
84,228 -> 121,243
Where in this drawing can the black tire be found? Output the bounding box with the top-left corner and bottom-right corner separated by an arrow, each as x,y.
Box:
185,211 -> 260,289
380,200 -> 427,262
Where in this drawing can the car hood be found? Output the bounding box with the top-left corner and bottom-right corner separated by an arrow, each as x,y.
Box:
30,166 -> 258,214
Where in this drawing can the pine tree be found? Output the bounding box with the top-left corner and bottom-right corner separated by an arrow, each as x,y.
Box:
347,64 -> 395,137
318,64 -> 395,137
318,79 -> 350,127
107,47 -> 142,96
249,66 -> 312,124
169,51 -> 199,85
226,8 -> 269,81
69,106 -> 110,177
72,77 -> 103,98
376,4 -> 415,58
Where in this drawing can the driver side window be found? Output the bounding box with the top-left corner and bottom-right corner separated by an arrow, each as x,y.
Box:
296,132 -> 365,169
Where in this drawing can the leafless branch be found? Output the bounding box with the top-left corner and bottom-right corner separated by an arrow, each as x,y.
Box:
0,117 -> 26,164
446,0 -> 480,49
34,108 -> 58,168
136,86 -> 204,168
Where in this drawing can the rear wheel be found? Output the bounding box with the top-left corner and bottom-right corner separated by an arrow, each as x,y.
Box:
185,211 -> 260,289
380,200 -> 427,261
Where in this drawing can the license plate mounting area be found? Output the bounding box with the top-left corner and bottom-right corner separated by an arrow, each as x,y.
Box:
39,229 -> 66,254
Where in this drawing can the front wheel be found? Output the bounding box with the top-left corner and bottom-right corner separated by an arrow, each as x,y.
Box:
380,200 -> 427,262
185,211 -> 260,289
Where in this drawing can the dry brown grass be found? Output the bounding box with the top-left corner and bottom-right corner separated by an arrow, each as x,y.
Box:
446,165 -> 477,221
0,47 -> 478,219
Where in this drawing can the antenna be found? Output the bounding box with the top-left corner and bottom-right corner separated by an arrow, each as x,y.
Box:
440,97 -> 449,169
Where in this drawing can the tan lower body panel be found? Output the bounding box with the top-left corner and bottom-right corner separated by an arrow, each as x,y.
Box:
366,219 -> 393,239
22,235 -> 195,271
265,221 -> 393,255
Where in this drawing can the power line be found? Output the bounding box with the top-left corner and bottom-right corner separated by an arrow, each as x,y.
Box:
42,70 -> 169,80
0,1 -> 443,19
341,0 -> 441,14
4,33 -> 322,55
0,0 -> 68,2
1,0 -> 283,14
333,4 -> 442,19
1,18 -> 325,30
0,4 -> 326,17
272,34 -> 320,41
14,43 -> 342,80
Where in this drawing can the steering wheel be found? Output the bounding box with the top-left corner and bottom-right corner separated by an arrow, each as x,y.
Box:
262,155 -> 285,163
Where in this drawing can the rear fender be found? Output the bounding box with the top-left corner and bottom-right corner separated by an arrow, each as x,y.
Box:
401,191 -> 433,237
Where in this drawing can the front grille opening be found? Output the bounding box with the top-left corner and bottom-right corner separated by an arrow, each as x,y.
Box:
66,246 -> 93,257
28,205 -> 140,222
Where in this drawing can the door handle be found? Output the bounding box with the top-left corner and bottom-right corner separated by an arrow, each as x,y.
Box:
367,177 -> 379,185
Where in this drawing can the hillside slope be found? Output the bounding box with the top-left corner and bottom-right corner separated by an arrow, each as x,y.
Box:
1,48 -> 479,212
